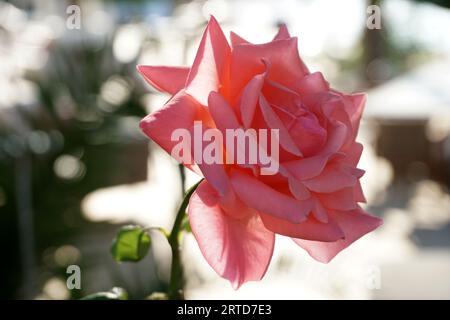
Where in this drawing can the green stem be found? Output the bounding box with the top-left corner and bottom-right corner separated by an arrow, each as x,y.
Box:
167,179 -> 203,300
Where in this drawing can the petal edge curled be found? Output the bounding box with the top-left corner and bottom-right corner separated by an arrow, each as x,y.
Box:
293,208 -> 383,263
137,65 -> 189,95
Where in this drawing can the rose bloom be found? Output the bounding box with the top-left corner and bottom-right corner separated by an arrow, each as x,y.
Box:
138,17 -> 382,289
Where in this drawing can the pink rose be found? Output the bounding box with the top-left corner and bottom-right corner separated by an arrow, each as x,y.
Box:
138,17 -> 382,288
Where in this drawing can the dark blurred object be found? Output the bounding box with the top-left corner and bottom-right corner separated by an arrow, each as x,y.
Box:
376,120 -> 430,180
0,6 -> 150,298
412,0 -> 450,8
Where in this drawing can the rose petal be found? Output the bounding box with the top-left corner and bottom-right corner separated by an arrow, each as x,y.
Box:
297,72 -> 329,95
321,99 -> 354,149
137,65 -> 189,95
288,111 -> 327,157
288,177 -> 310,200
259,94 -> 303,156
189,181 -> 275,289
262,79 -> 300,115
342,142 -> 363,166
230,38 -> 308,97
260,212 -> 344,241
187,122 -> 231,197
230,31 -> 250,47
283,153 -> 334,180
230,170 -> 311,223
186,16 -> 231,105
272,24 -> 291,40
353,180 -> 367,203
240,73 -> 265,128
317,187 -> 357,211
208,91 -> 241,131
303,164 -> 357,193
320,120 -> 348,155
346,93 -> 366,137
140,90 -> 200,166
293,208 -> 383,263
312,197 -> 329,223
208,92 -> 262,174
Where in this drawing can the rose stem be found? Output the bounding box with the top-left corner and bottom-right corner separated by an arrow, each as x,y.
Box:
167,179 -> 203,300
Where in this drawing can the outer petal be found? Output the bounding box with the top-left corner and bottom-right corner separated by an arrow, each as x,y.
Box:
230,31 -> 251,47
230,170 -> 311,223
317,187 -> 358,211
188,181 -> 275,289
353,180 -> 367,203
342,142 -> 363,167
186,16 -> 231,105
140,90 -> 200,164
293,208 -> 383,263
137,65 -> 189,95
346,93 -> 366,137
260,213 -> 344,241
272,24 -> 291,40
297,72 -> 329,95
231,23 -> 291,47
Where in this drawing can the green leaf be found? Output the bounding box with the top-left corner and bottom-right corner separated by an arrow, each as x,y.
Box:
111,225 -> 151,262
82,287 -> 128,300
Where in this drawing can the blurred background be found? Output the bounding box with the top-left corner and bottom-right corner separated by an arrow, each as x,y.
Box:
1,0 -> 450,300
